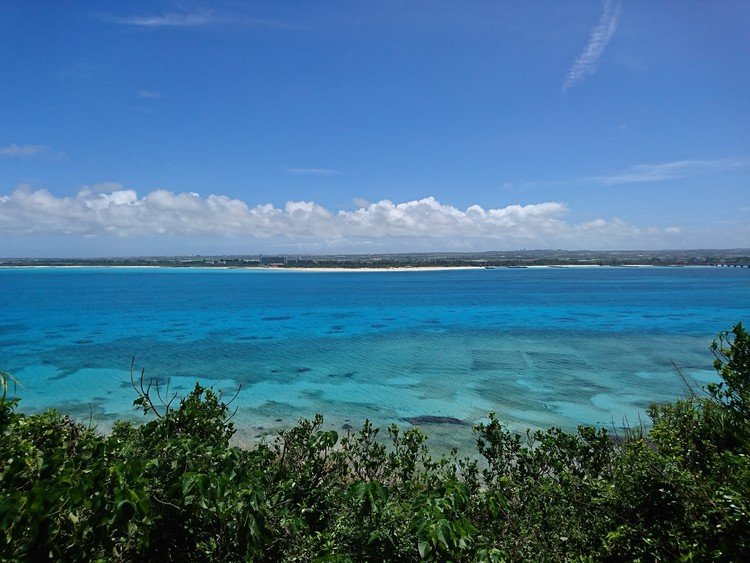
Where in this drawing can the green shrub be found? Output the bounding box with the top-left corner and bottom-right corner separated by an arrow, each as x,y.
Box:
1,323 -> 749,560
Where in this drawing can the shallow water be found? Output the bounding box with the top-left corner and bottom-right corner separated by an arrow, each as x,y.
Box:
1,266 -> 748,453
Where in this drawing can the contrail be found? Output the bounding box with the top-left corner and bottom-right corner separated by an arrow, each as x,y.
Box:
563,0 -> 621,91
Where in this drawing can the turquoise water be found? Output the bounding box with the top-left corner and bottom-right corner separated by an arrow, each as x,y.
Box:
1,266 -> 748,452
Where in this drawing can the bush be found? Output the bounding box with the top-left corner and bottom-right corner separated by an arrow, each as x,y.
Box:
1,324 -> 749,560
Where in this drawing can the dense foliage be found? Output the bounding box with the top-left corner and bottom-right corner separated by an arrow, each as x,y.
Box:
1,324 -> 749,561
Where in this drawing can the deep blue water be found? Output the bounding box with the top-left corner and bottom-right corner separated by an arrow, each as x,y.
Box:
1,266 -> 748,452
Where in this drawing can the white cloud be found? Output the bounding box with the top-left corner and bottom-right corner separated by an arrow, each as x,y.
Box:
593,158 -> 744,186
0,185 -> 680,250
100,11 -> 293,30
287,167 -> 340,176
88,182 -> 126,193
106,13 -> 213,28
138,89 -> 162,99
0,144 -> 48,157
563,0 -> 621,91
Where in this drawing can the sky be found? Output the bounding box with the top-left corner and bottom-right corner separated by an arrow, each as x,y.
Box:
1,0 -> 748,257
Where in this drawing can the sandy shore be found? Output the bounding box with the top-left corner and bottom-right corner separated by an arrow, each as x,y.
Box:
3,265 -> 484,272
270,266 -> 483,272
2,263 -> 684,271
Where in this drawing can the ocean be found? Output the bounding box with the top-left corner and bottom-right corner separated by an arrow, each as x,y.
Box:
1,266 -> 748,453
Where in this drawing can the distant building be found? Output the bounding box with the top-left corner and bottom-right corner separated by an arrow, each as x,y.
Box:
286,257 -> 315,266
259,254 -> 287,266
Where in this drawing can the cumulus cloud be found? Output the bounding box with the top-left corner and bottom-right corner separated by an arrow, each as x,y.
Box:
563,0 -> 621,91
0,185 -> 683,250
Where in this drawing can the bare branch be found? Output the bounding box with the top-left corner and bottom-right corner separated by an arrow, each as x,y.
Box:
225,404 -> 240,424
130,357 -> 164,418
670,360 -> 696,398
224,383 -> 243,407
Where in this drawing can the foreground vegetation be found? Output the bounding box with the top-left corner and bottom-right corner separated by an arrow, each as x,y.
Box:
1,325 -> 749,561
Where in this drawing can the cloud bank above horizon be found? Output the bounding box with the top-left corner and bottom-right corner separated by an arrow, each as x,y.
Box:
0,185 -> 690,253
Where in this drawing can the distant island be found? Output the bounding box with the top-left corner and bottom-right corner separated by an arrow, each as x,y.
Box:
1,249 -> 749,269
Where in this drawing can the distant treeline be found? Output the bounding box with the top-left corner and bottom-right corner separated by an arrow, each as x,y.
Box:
1,248 -> 749,268
1,324 -> 750,560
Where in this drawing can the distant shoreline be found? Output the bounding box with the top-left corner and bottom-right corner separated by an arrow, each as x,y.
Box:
0,264 -> 728,272
2,248 -> 748,270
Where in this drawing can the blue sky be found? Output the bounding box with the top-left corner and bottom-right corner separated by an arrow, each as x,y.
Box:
1,1 -> 748,256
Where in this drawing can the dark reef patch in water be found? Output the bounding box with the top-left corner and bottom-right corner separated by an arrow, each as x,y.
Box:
45,399 -> 107,418
328,371 -> 356,379
0,338 -> 33,346
0,323 -> 28,334
47,369 -> 79,380
405,416 -> 470,426
471,360 -> 501,371
331,312 -> 358,319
